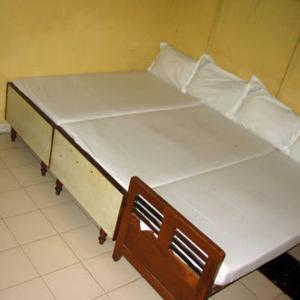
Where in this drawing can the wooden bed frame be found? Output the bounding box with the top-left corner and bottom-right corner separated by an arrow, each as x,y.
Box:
113,176 -> 225,300
5,82 -> 126,241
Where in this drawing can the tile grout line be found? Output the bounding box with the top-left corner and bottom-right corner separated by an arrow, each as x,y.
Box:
1,137 -> 113,298
107,277 -> 143,294
36,196 -> 111,296
0,220 -> 42,294
239,279 -> 268,300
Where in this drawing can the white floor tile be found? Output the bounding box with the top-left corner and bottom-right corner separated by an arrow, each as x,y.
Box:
62,224 -> 113,261
25,181 -> 73,209
0,278 -> 55,300
0,189 -> 37,218
0,157 -> 7,169
108,278 -> 161,300
84,252 -> 140,292
241,271 -> 282,300
0,220 -> 18,251
0,247 -> 38,289
0,169 -> 20,192
5,211 -> 56,244
213,281 -> 257,300
288,244 -> 300,261
42,202 -> 91,233
43,263 -> 104,300
93,295 -> 111,300
10,163 -> 53,187
0,134 -> 23,151
0,148 -> 37,168
275,294 -> 292,300
23,235 -> 78,275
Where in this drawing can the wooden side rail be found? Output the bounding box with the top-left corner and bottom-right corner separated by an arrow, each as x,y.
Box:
113,176 -> 225,300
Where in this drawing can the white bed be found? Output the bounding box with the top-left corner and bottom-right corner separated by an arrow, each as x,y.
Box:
12,71 -> 199,125
154,151 -> 300,286
61,105 -> 274,189
7,71 -> 199,174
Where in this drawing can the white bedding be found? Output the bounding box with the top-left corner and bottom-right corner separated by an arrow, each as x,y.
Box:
13,72 -> 200,125
155,151 -> 300,286
61,105 -> 274,189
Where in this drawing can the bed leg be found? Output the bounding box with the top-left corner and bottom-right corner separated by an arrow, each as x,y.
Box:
112,243 -> 123,262
55,179 -> 63,195
40,161 -> 48,176
10,128 -> 17,142
98,228 -> 107,245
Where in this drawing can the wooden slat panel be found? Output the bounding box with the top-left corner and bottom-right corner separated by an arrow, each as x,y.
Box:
114,177 -> 225,300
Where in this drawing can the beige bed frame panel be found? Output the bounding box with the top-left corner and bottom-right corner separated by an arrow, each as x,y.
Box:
6,86 -> 53,165
50,130 -> 123,238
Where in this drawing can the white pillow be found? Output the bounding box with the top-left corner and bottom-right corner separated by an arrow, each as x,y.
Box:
289,136 -> 300,163
148,42 -> 200,92
186,53 -> 247,117
235,76 -> 300,153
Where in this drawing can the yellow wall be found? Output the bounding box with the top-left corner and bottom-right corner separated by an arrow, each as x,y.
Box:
165,0 -> 300,110
207,0 -> 300,95
1,0 -> 300,121
0,0 -> 171,121
164,0 -> 219,58
278,40 -> 300,114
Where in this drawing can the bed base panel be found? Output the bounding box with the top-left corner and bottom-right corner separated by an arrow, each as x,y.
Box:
5,84 -> 53,167
114,176 -> 225,300
50,130 -> 123,238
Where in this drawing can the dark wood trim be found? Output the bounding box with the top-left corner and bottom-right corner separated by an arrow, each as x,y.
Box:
48,125 -> 56,167
113,176 -> 225,300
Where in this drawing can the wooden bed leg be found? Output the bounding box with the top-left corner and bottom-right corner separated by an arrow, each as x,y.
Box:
40,161 -> 48,176
98,228 -> 107,245
55,179 -> 63,195
112,242 -> 123,261
10,128 -> 17,142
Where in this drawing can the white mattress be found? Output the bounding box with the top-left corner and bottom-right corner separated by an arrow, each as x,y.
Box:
61,105 -> 274,189
13,71 -> 200,125
155,151 -> 300,286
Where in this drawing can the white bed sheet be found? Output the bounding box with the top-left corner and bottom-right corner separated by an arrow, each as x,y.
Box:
13,72 -> 200,125
61,105 -> 274,190
155,151 -> 300,286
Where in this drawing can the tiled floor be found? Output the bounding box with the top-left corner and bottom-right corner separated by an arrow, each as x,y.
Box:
0,133 -> 297,300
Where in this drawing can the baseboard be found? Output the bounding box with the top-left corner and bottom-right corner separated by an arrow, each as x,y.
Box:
0,121 -> 11,133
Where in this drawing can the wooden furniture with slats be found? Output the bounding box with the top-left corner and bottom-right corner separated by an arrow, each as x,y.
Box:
113,176 -> 225,300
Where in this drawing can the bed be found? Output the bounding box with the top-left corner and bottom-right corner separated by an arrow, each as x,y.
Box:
5,71 -> 199,175
53,104 -> 275,239
6,80 -> 300,299
113,151 -> 300,299
5,44 -> 299,299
